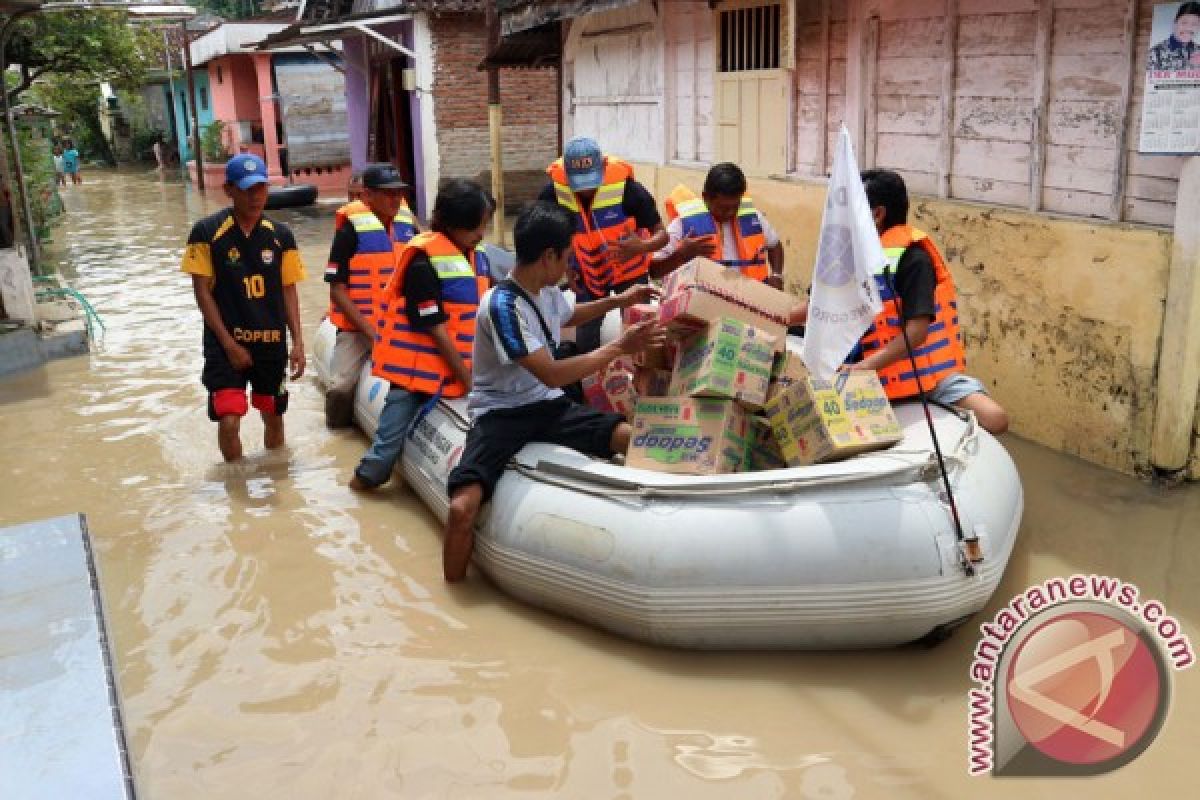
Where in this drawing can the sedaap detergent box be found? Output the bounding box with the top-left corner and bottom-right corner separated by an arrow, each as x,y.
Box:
743,415 -> 786,471
764,371 -> 903,466
626,397 -> 748,475
668,317 -> 777,410
657,258 -> 790,350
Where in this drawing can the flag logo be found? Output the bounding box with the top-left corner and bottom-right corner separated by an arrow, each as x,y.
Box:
799,126 -> 885,380
417,300 -> 438,317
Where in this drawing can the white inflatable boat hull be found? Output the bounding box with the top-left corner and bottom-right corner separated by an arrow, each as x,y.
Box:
313,318 -> 1023,650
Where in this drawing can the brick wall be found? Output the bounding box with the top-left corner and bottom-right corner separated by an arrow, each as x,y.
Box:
429,13 -> 559,209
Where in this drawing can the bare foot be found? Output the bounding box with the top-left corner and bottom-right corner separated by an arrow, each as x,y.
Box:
348,474 -> 373,491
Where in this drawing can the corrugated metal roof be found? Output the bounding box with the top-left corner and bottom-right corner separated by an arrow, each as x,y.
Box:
301,0 -> 483,24
481,21 -> 560,70
498,0 -> 639,36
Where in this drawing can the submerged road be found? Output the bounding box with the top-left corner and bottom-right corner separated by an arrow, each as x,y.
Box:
1,168 -> 1197,798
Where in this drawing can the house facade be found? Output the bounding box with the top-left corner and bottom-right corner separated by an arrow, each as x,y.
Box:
260,1 -> 560,219
535,0 -> 1200,480
187,20 -> 352,193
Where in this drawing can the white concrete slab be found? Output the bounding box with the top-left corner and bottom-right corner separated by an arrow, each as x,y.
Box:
0,514 -> 135,800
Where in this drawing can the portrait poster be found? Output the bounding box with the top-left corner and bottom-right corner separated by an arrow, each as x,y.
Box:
1139,2 -> 1200,153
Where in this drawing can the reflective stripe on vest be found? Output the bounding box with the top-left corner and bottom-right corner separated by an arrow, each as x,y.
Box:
328,204 -> 418,332
665,184 -> 768,281
858,225 -> 967,401
370,232 -> 483,397
547,156 -> 650,295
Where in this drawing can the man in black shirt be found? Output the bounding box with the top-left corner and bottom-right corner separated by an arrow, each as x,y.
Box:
182,154 -> 307,461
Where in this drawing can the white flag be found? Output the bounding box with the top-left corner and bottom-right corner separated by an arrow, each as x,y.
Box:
800,126 -> 885,380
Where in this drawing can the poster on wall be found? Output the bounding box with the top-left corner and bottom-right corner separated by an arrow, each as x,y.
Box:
1139,2 -> 1200,153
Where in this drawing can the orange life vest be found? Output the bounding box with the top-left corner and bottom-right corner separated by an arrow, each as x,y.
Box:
860,225 -> 967,400
327,204 -> 419,332
547,155 -> 650,295
334,199 -> 369,230
371,232 -> 487,397
664,184 -> 769,281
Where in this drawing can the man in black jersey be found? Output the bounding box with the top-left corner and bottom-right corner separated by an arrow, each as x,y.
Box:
181,154 -> 307,461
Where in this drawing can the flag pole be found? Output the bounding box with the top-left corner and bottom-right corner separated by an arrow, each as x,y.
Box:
882,265 -> 981,575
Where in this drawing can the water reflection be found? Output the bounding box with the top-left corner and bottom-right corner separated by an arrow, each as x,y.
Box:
0,169 -> 1194,798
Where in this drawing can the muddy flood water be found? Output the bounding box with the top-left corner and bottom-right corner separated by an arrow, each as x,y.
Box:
2,169 -> 1198,798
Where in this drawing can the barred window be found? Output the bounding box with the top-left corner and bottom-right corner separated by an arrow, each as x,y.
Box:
719,3 -> 781,73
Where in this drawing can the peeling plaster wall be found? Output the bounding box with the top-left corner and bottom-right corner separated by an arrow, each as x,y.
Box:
637,162 -> 1172,475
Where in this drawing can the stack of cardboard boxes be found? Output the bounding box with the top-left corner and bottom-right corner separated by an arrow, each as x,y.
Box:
583,258 -> 904,474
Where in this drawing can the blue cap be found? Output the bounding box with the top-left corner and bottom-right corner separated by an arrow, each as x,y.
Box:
563,136 -> 604,192
225,154 -> 269,190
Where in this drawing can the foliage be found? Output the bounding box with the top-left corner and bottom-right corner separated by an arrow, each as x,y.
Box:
4,11 -> 159,106
200,120 -> 229,162
131,127 -> 167,163
31,79 -> 114,164
194,0 -> 261,21
9,129 -> 63,243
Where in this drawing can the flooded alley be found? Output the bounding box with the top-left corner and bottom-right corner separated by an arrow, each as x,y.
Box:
2,169 -> 1198,799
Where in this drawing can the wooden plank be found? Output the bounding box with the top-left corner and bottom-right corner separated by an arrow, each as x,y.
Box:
1048,53 -> 1125,99
876,131 -> 941,173
1050,5 -> 1127,54
876,57 -> 943,96
940,1 -> 959,197
1109,0 -> 1137,221
864,14 -> 880,167
877,0 -> 951,21
1126,151 -> 1186,180
956,11 -> 1037,55
878,17 -> 945,59
1046,99 -> 1120,147
956,136 -> 1032,181
955,55 -> 1037,98
1124,196 -> 1175,226
899,169 -> 940,194
1043,144 -> 1116,192
959,0 -> 1036,12
1029,0 -> 1053,211
950,174 -> 1031,205
815,0 -> 831,175
876,93 -> 941,134
1125,174 -> 1181,204
1042,186 -> 1111,217
955,96 -> 1034,141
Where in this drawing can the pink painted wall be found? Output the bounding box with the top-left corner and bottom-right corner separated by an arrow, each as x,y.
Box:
206,54 -> 275,173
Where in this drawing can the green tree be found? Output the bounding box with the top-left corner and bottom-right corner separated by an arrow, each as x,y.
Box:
4,11 -> 157,106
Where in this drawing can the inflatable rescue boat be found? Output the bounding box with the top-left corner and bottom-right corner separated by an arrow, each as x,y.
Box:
313,318 -> 1023,650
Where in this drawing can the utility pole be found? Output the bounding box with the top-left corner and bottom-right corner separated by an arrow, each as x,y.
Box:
181,20 -> 205,189
485,0 -> 505,245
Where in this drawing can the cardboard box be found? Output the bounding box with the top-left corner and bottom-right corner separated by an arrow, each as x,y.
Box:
663,258 -> 795,324
622,303 -> 658,328
668,317 -> 777,410
767,348 -> 812,406
658,287 -> 788,351
635,368 -> 673,398
744,415 -> 786,471
764,371 -> 903,466
626,397 -> 748,475
582,356 -> 638,417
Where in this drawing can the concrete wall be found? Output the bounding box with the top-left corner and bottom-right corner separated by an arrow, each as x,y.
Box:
637,162 -> 1173,476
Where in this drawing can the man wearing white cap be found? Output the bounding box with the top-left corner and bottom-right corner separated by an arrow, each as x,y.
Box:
541,137 -> 667,353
